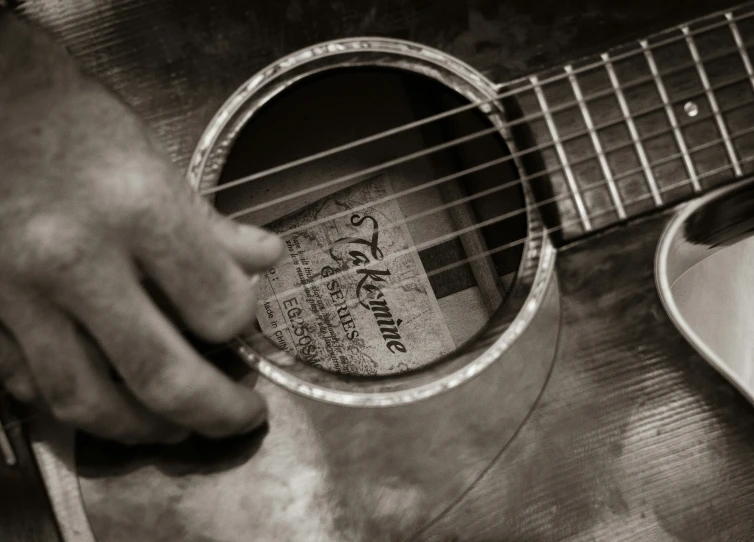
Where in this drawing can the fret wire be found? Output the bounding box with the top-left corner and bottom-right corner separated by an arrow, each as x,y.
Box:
207,16 -> 754,198
399,121 -> 754,253
276,97 -> 754,240
726,11 -> 754,96
229,70 -> 751,227
240,149 -> 754,351
601,52 -> 663,206
227,59 -> 754,221
4,127 -> 754,431
251,120 -> 754,308
682,25 -> 743,177
233,76 -> 754,231
565,64 -> 626,219
502,8 -> 754,97
641,39 -> 701,193
419,153 -> 754,283
530,75 -> 593,232
279,108 -> 754,244
213,38 -> 754,202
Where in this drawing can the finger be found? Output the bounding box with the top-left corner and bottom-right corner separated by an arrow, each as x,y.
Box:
0,321 -> 38,404
126,185 -> 262,343
0,289 -> 188,444
213,218 -> 284,272
199,196 -> 284,272
58,254 -> 268,438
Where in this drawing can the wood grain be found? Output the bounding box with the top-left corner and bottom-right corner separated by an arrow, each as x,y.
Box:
419,210 -> 754,540
6,1 -> 753,541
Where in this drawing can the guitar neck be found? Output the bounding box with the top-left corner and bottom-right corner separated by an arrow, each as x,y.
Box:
508,2 -> 754,242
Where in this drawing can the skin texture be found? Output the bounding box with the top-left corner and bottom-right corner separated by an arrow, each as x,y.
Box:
0,13 -> 284,443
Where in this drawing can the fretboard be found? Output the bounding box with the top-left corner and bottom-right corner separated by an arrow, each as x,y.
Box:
507,2 -> 754,241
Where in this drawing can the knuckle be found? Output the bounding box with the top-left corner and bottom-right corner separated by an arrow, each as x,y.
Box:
127,359 -> 196,416
118,340 -> 178,395
15,214 -> 99,281
0,367 -> 35,403
118,174 -> 164,224
114,159 -> 179,237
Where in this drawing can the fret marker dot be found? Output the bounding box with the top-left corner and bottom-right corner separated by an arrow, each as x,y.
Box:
684,101 -> 699,118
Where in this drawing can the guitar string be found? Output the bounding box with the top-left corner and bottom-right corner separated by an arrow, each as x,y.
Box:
268,98 -> 754,239
201,10 -> 754,199
0,151 -> 752,434
223,69 -> 754,221
1,84 -> 749,411
139,99 -> 754,348
3,5 -> 754,429
3,99 -> 749,398
236,152 -> 754,350
218,122 -> 754,338
285,121 -> 754,246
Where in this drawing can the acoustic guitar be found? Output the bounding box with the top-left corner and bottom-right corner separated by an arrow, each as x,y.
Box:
4,0 -> 754,540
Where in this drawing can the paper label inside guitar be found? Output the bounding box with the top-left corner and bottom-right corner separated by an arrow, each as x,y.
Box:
255,174 -> 455,376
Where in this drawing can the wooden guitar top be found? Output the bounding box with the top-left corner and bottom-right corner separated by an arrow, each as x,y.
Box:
4,1 -> 754,540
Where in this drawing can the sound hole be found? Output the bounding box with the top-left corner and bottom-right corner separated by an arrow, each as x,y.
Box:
214,67 -> 526,377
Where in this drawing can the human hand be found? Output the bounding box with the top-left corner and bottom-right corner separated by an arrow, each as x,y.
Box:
0,15 -> 283,443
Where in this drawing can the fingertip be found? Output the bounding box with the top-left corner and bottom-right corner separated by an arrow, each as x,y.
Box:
221,222 -> 285,272
202,387 -> 268,438
239,224 -> 285,260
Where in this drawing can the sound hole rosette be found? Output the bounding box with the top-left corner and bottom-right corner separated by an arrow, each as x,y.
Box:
187,37 -> 556,406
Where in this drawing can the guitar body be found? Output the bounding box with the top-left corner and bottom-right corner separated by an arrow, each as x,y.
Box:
66,205 -> 754,542
5,0 -> 754,541
425,205 -> 754,540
